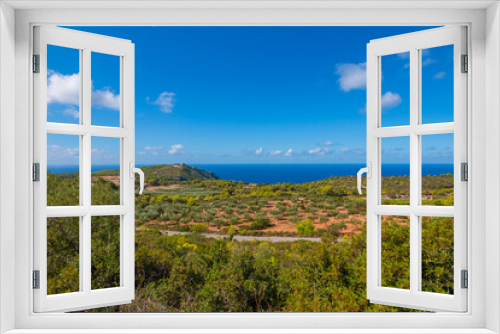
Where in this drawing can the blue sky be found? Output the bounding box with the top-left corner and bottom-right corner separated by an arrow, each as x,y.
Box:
46,26 -> 454,165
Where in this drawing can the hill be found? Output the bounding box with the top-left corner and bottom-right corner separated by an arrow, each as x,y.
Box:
92,163 -> 220,183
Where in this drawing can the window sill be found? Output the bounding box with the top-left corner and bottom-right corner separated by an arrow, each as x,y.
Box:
4,330 -> 497,334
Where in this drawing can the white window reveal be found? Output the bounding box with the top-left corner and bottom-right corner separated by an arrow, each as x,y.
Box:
360,26 -> 467,312
33,26 -> 141,312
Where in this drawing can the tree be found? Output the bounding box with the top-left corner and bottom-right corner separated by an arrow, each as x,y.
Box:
250,218 -> 271,230
321,221 -> 346,244
320,186 -> 334,196
227,225 -> 237,235
296,219 -> 315,236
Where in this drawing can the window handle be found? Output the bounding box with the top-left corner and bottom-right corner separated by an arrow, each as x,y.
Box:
129,162 -> 145,195
357,162 -> 371,195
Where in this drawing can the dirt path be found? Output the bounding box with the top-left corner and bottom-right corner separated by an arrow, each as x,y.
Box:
159,230 -> 322,243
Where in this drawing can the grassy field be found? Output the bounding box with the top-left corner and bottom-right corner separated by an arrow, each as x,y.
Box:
135,174 -> 453,238
46,168 -> 454,312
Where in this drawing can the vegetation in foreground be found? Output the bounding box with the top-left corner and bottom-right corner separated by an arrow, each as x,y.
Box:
46,165 -> 454,312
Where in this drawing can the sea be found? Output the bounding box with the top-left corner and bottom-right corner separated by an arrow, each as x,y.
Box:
48,163 -> 453,184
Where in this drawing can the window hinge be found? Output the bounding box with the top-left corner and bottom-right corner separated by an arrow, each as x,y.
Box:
461,162 -> 468,182
33,54 -> 40,73
33,163 -> 40,182
461,54 -> 468,73
461,270 -> 468,289
33,270 -> 40,289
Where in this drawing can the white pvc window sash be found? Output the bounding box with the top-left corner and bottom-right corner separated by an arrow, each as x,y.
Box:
33,26 -> 136,313
366,26 -> 468,312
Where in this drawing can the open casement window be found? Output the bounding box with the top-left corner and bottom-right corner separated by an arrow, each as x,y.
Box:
33,26 -> 137,312
365,26 -> 467,312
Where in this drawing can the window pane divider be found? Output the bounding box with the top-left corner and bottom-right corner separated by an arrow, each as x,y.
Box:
409,46 -> 420,295
372,205 -> 454,217
90,126 -> 130,138
46,123 -> 129,138
46,205 -> 130,217
373,123 -> 454,138
412,122 -> 454,135
372,126 -> 411,138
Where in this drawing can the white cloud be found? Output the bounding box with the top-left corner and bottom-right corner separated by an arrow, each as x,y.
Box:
308,148 -> 321,154
241,148 -> 254,156
139,146 -> 163,157
168,144 -> 184,155
340,147 -> 366,156
335,62 -> 367,92
152,92 -> 176,113
270,150 -> 283,157
319,141 -> 334,146
47,72 -> 80,105
47,71 -> 120,111
308,148 -> 330,156
63,106 -> 79,119
47,144 -> 79,158
144,145 -> 163,151
91,148 -> 106,155
381,92 -> 402,109
255,147 -> 263,156
92,89 -> 120,110
284,148 -> 293,157
89,148 -> 119,162
434,71 -> 446,79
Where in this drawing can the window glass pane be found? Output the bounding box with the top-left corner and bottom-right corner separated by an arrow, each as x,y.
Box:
91,52 -> 120,127
47,45 -> 80,124
421,216 -> 454,294
47,217 -> 80,295
381,52 -> 410,127
91,137 -> 121,206
381,215 -> 410,290
421,45 -> 454,124
421,133 -> 454,206
47,133 -> 80,206
91,215 -> 121,289
381,137 -> 410,205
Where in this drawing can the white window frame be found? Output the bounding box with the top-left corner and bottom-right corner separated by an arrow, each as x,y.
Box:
1,2 -> 499,333
366,26 -> 467,312
33,26 -> 136,313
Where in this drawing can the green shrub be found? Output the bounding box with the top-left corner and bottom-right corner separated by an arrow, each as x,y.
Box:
350,218 -> 362,225
296,219 -> 315,236
328,210 -> 339,217
190,223 -> 209,233
249,218 -> 271,230
226,225 -> 237,235
347,207 -> 361,214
